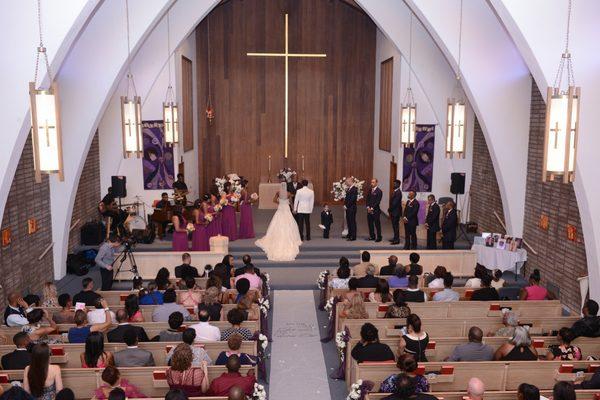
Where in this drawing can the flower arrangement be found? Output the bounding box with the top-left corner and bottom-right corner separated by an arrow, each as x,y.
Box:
262,273 -> 271,296
347,380 -> 365,400
213,203 -> 222,212
219,197 -> 228,206
278,168 -> 297,182
185,223 -> 195,233
250,192 -> 259,201
258,297 -> 270,316
317,270 -> 330,290
204,214 -> 213,223
331,176 -> 365,201
258,333 -> 268,351
252,382 -> 267,400
335,329 -> 350,363
214,175 -> 242,196
324,296 -> 335,314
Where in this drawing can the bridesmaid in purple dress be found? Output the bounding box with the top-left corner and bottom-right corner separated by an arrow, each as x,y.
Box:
220,182 -> 239,241
171,208 -> 189,251
238,179 -> 255,239
207,193 -> 222,237
191,198 -> 210,251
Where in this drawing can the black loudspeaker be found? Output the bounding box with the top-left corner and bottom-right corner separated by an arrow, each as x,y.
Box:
80,221 -> 105,245
111,176 -> 127,198
450,173 -> 466,195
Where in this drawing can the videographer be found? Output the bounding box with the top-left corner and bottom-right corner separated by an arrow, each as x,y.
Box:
95,233 -> 122,290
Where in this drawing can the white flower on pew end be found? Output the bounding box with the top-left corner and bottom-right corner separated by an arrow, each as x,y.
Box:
253,382 -> 267,400
317,270 -> 330,289
258,333 -> 268,350
347,379 -> 364,400
324,297 -> 334,313
258,298 -> 270,316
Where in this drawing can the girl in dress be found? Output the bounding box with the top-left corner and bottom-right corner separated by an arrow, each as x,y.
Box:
191,199 -> 210,251
207,193 -> 222,237
24,343 -> 63,400
238,178 -> 256,239
220,182 -> 239,241
171,208 -> 189,251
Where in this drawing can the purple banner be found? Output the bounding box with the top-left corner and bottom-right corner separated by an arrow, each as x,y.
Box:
142,120 -> 175,190
402,124 -> 435,192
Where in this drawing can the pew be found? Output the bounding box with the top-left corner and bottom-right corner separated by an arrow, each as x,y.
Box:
114,251 -> 225,280
359,250 -> 478,276
96,289 -> 243,306
366,390 -> 600,400
0,341 -> 257,368
0,366 -> 254,398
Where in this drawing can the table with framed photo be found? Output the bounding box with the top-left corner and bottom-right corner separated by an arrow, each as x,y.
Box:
471,242 -> 528,274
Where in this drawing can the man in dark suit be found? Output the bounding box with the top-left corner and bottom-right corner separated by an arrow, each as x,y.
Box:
344,177 -> 358,241
441,200 -> 458,249
366,178 -> 383,242
356,265 -> 378,288
425,194 -> 441,250
1,332 -> 31,370
174,253 -> 201,280
379,255 -> 398,276
403,191 -> 420,249
286,174 -> 300,196
107,309 -> 150,343
388,180 -> 402,245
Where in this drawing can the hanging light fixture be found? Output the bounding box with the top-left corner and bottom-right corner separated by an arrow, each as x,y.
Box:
400,13 -> 416,147
29,0 -> 64,183
446,0 -> 467,159
543,0 -> 579,183
121,0 -> 143,158
163,11 -> 179,146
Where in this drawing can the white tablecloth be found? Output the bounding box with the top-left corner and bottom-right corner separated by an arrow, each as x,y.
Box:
471,244 -> 527,273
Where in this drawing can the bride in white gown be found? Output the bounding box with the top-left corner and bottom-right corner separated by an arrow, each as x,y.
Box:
255,180 -> 302,261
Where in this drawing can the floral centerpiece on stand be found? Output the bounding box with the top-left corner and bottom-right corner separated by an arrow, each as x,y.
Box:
278,168 -> 297,183
331,176 -> 365,201
214,174 -> 242,196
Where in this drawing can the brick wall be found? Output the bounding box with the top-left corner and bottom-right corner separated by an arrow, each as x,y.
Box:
68,132 -> 101,253
469,118 -> 506,233
522,81 -> 587,313
0,134 -> 54,305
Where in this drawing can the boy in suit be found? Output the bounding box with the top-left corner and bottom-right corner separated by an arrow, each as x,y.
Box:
320,204 -> 334,238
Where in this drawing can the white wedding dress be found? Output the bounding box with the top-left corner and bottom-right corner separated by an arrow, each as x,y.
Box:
255,182 -> 302,261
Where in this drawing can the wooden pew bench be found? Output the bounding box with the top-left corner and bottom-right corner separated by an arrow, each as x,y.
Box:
358,250 -> 478,276
114,251 -> 225,280
96,289 -> 242,306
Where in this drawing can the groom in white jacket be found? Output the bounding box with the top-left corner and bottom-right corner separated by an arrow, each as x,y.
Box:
294,179 -> 315,241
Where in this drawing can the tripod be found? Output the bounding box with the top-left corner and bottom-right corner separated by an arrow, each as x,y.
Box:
112,243 -> 140,281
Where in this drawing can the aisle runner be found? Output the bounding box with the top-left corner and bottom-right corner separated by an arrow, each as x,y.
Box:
269,290 -> 330,400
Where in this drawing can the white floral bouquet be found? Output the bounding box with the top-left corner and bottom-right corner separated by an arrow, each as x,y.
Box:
258,333 -> 268,351
324,296 -> 335,315
258,297 -> 270,316
278,168 -> 297,182
317,270 -> 330,290
204,214 -> 213,223
250,192 -> 259,201
332,176 -> 365,201
219,197 -> 228,206
348,380 -> 364,400
335,329 -> 350,363
230,193 -> 241,203
185,223 -> 195,233
252,382 -> 267,400
213,203 -> 222,212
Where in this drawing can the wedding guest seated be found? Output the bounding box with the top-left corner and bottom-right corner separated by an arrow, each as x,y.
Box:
190,308 -> 221,341
446,326 -> 494,361
329,265 -> 351,289
124,294 -> 144,322
369,279 -> 392,302
553,381 -> 576,400
22,309 -> 59,344
24,343 -> 63,399
199,287 -> 223,321
353,251 -> 374,277
571,300 -> 600,338
384,290 -> 411,319
237,295 -> 260,321
179,278 -> 202,308
351,323 -> 395,363
1,333 -> 32,370
4,292 -> 33,327
403,275 -> 428,302
52,294 -> 75,324
465,265 -> 486,288
114,327 -> 155,367
234,278 -> 251,304
108,388 -> 126,400
107,309 -> 149,343
208,355 -> 256,396
427,266 -> 446,288
546,327 -> 582,361
56,388 -> 74,400
132,276 -> 144,292
68,302 -> 113,343
494,326 -> 538,360
139,281 -> 164,305
158,312 -> 184,342
155,267 -> 172,291
379,256 -> 399,276
518,383 -> 541,400
80,332 -> 114,368
344,278 -> 360,302
356,264 -> 378,288
470,275 -> 500,301
493,310 -> 519,337
23,294 -> 40,308
380,354 -> 430,394
152,289 -> 191,322
227,386 -> 247,400
575,364 -> 600,389
520,269 -> 553,300
234,264 -> 262,291
233,254 -> 251,276
388,268 -> 409,289
491,269 -> 505,289
72,278 -> 101,307
87,297 -> 116,324
164,389 -> 188,400
212,262 -> 233,290
92,366 -> 146,400
382,373 -> 437,400
166,344 -> 209,397
221,308 -> 253,341
215,334 -> 257,366
175,253 -> 201,280
167,328 -> 212,366
41,282 -> 59,308
467,378 -> 486,400
340,294 -> 369,319
399,314 -> 429,362
405,253 -> 423,276
432,272 -> 460,302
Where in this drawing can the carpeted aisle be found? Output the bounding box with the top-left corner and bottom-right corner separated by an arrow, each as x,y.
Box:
269,290 -> 330,400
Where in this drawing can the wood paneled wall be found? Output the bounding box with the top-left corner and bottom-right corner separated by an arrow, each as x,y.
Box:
378,57 -> 393,152
195,0 -> 376,202
181,56 -> 194,152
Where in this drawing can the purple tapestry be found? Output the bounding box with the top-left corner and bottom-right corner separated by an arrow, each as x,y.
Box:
142,120 -> 174,190
402,124 -> 435,192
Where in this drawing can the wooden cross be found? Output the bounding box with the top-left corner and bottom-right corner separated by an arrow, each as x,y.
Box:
550,121 -> 561,149
247,13 -> 326,159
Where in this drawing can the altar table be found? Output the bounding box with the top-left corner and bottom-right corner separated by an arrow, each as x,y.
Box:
471,243 -> 528,273
258,182 -> 313,209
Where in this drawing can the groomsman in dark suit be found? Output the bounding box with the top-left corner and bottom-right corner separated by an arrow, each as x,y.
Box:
388,180 -> 402,245
425,194 -> 441,250
366,178 -> 383,242
441,200 -> 458,249
344,177 -> 358,241
403,191 -> 419,249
